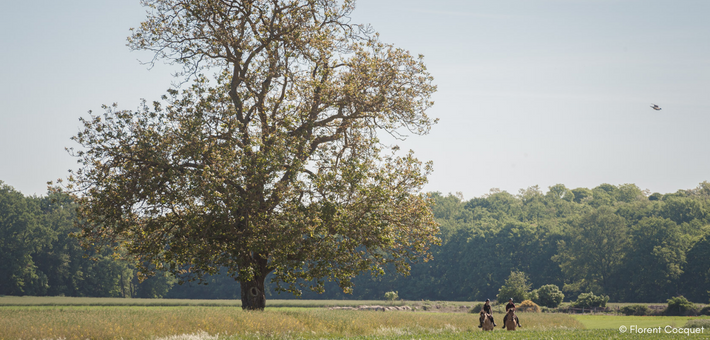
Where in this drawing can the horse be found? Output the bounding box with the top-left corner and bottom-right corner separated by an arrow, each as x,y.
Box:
503,308 -> 520,331
478,310 -> 494,331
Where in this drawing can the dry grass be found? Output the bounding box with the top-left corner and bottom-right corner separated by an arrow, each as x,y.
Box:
0,306 -> 583,339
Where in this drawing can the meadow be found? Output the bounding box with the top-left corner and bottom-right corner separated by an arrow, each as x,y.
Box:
0,305 -> 576,339
572,314 -> 709,329
1,298 -> 708,339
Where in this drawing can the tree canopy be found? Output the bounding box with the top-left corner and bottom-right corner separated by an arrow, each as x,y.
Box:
65,0 -> 438,310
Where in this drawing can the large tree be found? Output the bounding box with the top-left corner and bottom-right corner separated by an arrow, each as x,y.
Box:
66,0 -> 438,310
0,182 -> 52,295
553,206 -> 627,297
621,217 -> 687,301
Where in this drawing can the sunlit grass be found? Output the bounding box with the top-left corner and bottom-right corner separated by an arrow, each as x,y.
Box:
0,306 -> 582,339
2,297 -> 705,339
571,314 -> 710,329
232,329 -> 707,340
3,305 -> 705,339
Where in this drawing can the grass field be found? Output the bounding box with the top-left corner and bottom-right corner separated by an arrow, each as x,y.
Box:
572,314 -> 710,329
1,297 -> 708,339
0,305 -> 579,339
2,306 -> 707,339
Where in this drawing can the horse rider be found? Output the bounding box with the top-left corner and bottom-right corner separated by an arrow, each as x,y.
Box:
502,298 -> 522,328
478,299 -> 497,327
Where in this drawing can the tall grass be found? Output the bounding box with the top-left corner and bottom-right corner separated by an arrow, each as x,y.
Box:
230,329 -> 707,340
571,314 -> 710,329
0,306 -> 582,339
684,319 -> 710,328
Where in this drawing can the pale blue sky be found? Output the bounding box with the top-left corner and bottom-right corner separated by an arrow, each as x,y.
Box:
1,0 -> 709,198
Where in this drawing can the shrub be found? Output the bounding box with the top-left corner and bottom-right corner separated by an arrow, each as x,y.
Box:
469,303 -> 483,313
497,271 -> 531,303
571,292 -> 609,308
666,296 -> 697,316
528,289 -> 539,303
518,300 -> 540,313
534,284 -> 565,308
699,306 -> 710,316
684,319 -> 710,328
620,304 -> 649,316
384,291 -> 399,301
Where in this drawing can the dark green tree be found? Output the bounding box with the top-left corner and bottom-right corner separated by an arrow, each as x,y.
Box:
554,207 -> 627,297
680,231 -> 710,302
660,196 -> 707,225
571,187 -> 592,204
0,182 -> 53,295
615,184 -> 645,203
589,186 -> 615,207
545,184 -> 575,217
621,217 -> 688,301
135,271 -> 177,298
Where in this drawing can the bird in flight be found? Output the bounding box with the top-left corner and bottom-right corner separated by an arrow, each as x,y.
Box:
650,104 -> 662,111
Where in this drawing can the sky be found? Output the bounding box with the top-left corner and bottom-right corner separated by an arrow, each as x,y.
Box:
1,0 -> 709,199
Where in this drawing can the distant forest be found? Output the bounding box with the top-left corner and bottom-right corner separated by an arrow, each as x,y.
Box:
2,180 -> 709,303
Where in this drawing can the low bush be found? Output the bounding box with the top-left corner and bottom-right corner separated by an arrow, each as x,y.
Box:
571,292 -> 608,308
684,319 -> 710,329
518,300 -> 541,313
534,284 -> 565,308
497,271 -> 532,304
384,291 -> 399,301
620,304 -> 649,316
528,289 -> 539,303
469,303 -> 483,313
699,306 -> 710,316
666,296 -> 698,316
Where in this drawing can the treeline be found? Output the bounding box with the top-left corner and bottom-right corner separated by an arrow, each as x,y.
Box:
0,181 -> 236,299
0,183 -> 171,298
2,181 -> 710,303
339,183 -> 710,303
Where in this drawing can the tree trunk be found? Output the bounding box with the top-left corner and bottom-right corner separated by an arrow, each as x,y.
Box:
240,275 -> 266,310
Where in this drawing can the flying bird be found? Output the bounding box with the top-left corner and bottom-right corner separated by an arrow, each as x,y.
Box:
650,104 -> 662,111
